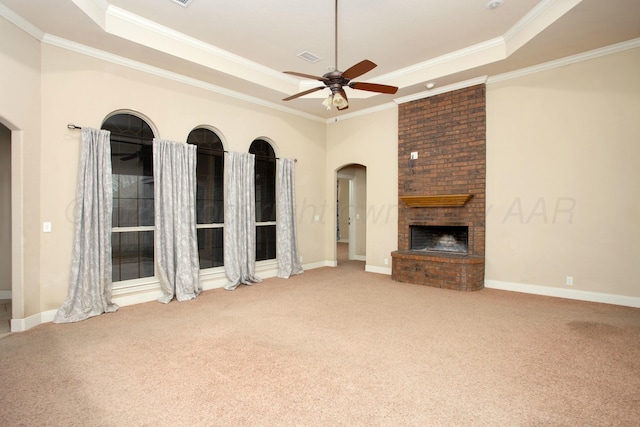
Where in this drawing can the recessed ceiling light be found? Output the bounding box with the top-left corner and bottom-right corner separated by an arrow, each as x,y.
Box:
486,0 -> 504,10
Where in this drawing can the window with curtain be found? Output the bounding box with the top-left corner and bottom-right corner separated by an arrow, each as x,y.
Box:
249,139 -> 276,261
187,127 -> 224,269
102,113 -> 155,282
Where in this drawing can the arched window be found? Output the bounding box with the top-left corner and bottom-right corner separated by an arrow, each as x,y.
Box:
249,139 -> 276,261
102,113 -> 155,282
187,128 -> 224,268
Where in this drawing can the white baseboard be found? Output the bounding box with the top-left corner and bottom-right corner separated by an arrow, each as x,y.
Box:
303,260 -> 336,269
484,279 -> 640,308
11,277 -> 635,332
11,309 -> 56,332
353,255 -> 366,262
366,265 -> 392,275
8,261 -> 336,333
112,290 -> 164,307
0,290 -> 11,299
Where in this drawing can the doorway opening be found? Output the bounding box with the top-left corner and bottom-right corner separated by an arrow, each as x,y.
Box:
0,122 -> 12,336
336,164 -> 366,268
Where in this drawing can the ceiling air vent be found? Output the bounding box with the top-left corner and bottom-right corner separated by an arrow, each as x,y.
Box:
170,0 -> 193,7
297,51 -> 322,64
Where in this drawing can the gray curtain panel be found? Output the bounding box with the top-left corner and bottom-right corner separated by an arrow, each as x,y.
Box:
54,128 -> 118,323
223,151 -> 262,290
276,158 -> 303,278
153,139 -> 201,303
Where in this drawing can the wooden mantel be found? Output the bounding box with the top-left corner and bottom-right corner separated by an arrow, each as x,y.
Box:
400,194 -> 473,208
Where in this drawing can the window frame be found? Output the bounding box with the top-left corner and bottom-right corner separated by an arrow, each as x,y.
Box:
249,139 -> 277,262
103,111 -> 157,289
187,126 -> 226,271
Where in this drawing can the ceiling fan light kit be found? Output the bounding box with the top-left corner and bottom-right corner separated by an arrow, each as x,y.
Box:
282,0 -> 398,110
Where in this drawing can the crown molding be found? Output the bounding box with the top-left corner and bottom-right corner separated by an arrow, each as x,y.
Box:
325,102 -> 397,124
394,77 -> 489,106
488,37 -> 640,85
378,38 -> 504,86
327,36 -> 640,123
0,2 -> 44,40
42,34 -> 325,123
365,0 -> 584,90
66,1 -> 299,95
503,0 -> 583,56
105,5 -> 296,86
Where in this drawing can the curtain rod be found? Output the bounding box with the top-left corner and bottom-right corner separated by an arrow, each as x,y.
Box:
67,124 -> 296,161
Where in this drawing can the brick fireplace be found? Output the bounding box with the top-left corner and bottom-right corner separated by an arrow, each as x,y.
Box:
391,84 -> 486,291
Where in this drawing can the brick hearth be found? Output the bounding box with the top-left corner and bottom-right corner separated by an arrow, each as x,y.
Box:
392,84 -> 486,291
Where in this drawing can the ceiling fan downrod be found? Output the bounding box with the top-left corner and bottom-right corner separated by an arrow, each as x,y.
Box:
280,0 -> 398,106
334,0 -> 339,71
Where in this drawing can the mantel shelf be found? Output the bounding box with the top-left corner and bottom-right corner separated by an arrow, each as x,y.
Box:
400,194 -> 473,208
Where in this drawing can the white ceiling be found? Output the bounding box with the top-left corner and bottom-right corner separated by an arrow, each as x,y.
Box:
1,0 -> 639,120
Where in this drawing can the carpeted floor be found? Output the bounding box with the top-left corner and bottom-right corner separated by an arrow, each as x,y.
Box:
1,258 -> 639,426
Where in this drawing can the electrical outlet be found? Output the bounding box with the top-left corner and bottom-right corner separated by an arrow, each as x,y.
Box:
43,222 -> 52,233
566,276 -> 573,286
384,258 -> 389,265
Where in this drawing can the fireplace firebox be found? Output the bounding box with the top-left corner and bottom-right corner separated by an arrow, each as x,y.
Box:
410,225 -> 469,254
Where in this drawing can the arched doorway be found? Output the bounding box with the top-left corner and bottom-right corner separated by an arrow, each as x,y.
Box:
336,164 -> 366,268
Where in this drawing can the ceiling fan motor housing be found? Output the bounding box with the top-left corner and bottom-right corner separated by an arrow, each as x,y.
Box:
323,70 -> 350,94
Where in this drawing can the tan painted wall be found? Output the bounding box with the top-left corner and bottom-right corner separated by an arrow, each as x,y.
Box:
0,17 -> 42,318
35,44 -> 326,312
486,47 -> 640,297
3,14 -> 638,321
327,108 -> 399,270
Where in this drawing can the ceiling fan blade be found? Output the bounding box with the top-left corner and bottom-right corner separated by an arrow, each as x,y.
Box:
349,81 -> 399,95
283,86 -> 326,101
342,60 -> 377,80
284,71 -> 329,82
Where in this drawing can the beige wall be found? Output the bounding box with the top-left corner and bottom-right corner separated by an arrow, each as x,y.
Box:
0,124 -> 10,291
1,27 -> 327,316
36,44 -> 328,311
3,13 -> 639,322
486,47 -> 640,297
0,17 -> 42,318
327,108 -> 398,271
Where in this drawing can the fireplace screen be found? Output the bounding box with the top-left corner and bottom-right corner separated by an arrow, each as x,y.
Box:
410,225 -> 468,254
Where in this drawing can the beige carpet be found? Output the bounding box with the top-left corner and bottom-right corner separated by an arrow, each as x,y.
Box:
1,261 -> 639,426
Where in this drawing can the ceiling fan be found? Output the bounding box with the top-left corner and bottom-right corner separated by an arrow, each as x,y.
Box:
282,0 -> 398,110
